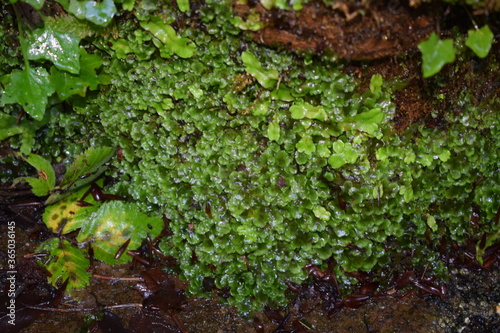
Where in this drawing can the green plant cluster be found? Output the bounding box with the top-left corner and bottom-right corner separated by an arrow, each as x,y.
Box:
15,147 -> 165,291
419,25 -> 494,77
2,0 -> 499,312
0,0 -> 119,156
39,0 -> 500,312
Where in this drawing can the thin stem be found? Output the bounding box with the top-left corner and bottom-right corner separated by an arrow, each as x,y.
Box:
25,303 -> 143,313
92,274 -> 142,282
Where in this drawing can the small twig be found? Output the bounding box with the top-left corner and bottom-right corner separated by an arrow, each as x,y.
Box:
168,310 -> 187,333
24,303 -> 143,313
23,253 -> 48,259
92,274 -> 142,282
10,202 -> 44,207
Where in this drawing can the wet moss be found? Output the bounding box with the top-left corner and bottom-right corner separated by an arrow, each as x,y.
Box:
3,0 -> 499,312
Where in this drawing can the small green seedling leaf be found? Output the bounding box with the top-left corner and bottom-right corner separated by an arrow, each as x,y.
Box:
268,119 -> 280,141
68,0 -> 117,27
241,51 -> 279,89
76,201 -> 164,264
79,47 -> 110,89
119,0 -> 136,11
0,113 -> 23,141
313,206 -> 331,220
438,149 -> 451,162
50,48 -> 109,100
231,13 -> 263,31
418,32 -> 456,78
369,74 -> 383,94
399,185 -> 414,203
14,153 -> 56,196
22,0 -> 45,10
290,102 -> 327,121
426,214 -> 438,232
476,229 -> 500,265
252,100 -> 269,116
342,108 -> 384,135
404,150 -> 416,164
271,84 -> 294,101
348,108 -> 384,124
176,0 -> 190,12
466,25 -> 494,58
37,238 -> 92,291
1,67 -> 55,120
27,26 -> 81,74
43,181 -> 101,234
140,16 -> 196,59
328,141 -> 359,168
50,66 -> 86,100
296,134 -> 315,155
47,146 -> 115,204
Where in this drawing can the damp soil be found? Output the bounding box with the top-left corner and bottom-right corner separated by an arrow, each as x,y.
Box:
1,0 -> 500,332
0,220 -> 499,333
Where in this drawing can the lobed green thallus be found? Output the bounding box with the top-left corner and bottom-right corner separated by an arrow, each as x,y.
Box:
3,0 -> 499,312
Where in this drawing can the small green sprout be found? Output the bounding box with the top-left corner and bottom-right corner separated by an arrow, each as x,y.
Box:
140,16 -> 196,59
241,51 -> 279,89
13,153 -> 56,196
418,32 -> 456,78
466,25 -> 494,58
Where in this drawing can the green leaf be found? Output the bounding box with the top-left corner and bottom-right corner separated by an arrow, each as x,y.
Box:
140,16 -> 196,59
313,206 -> 331,220
252,101 -> 269,116
15,153 -> 56,196
466,25 -> 494,58
476,229 -> 500,264
1,67 -> 55,120
27,26 -> 81,74
327,154 -> 345,169
231,13 -> 263,31
348,108 -> 384,124
372,185 -> 383,200
316,141 -> 331,158
50,47 -> 108,100
418,32 -> 456,78
419,154 -> 433,167
369,74 -> 383,94
271,85 -> 294,101
399,185 -> 414,203
79,47 -> 107,89
404,150 -> 416,164
342,108 -> 385,135
46,146 -> 115,204
43,182 -> 101,234
24,0 -> 45,10
76,201 -> 164,264
50,66 -> 86,100
290,102 -> 327,121
328,141 -> 359,168
426,214 -> 437,232
268,119 -> 280,141
0,113 -> 24,141
296,134 -> 315,155
376,147 -> 388,161
68,0 -> 117,27
37,238 -> 91,291
176,0 -> 190,12
121,0 -> 136,11
241,51 -> 279,89
438,149 -> 451,162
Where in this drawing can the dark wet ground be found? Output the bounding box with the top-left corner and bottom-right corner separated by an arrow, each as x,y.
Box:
0,221 -> 499,333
